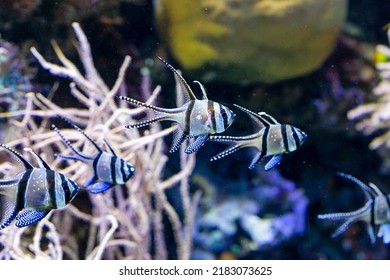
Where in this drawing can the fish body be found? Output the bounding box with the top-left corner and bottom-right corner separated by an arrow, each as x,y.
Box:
118,57 -> 235,154
210,104 -> 307,170
52,117 -> 135,194
0,144 -> 79,229
318,173 -> 390,244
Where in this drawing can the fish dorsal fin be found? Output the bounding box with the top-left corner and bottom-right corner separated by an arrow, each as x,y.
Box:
257,112 -> 280,125
102,139 -> 117,156
0,144 -> 34,170
234,104 -> 278,128
337,172 -> 378,200
23,148 -> 51,170
193,81 -> 208,100
57,115 -> 103,153
368,182 -> 386,197
157,56 -> 197,101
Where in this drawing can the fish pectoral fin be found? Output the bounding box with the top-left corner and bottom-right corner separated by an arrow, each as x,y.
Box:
264,155 -> 283,171
170,130 -> 189,153
0,194 -> 18,230
15,209 -> 49,227
83,176 -> 97,188
185,135 -> 209,154
88,182 -> 113,194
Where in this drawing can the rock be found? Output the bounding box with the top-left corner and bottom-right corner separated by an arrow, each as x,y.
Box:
155,0 -> 347,84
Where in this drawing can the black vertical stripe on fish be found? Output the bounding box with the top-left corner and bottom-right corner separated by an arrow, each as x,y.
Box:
220,106 -> 229,130
184,100 -> 195,133
16,169 -> 33,210
120,159 -> 126,183
92,153 -> 101,179
371,199 -> 376,229
46,170 -> 57,208
291,127 -> 300,149
60,173 -> 71,203
208,101 -> 216,131
261,126 -> 270,156
281,124 -> 290,152
110,156 -> 117,185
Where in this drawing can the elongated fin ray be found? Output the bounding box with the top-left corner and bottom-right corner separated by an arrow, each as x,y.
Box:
24,148 -> 51,170
15,209 -> 49,227
125,115 -> 169,129
52,124 -> 94,160
0,144 -> 33,170
185,135 -> 209,154
57,115 -> 102,152
233,104 -> 279,128
157,56 -> 197,100
210,143 -> 244,162
209,134 -> 258,142
318,201 -> 373,238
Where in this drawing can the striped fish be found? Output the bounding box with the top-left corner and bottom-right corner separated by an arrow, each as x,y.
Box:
0,144 -> 79,230
118,56 -> 236,154
210,104 -> 307,171
52,116 -> 135,194
318,173 -> 390,244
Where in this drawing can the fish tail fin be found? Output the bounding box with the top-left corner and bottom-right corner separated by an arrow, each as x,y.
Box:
210,143 -> 245,162
125,115 -> 169,129
52,124 -> 93,161
318,201 -> 372,239
117,95 -> 167,113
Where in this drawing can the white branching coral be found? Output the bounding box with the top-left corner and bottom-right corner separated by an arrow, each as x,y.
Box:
0,22 -> 199,259
348,29 -> 390,171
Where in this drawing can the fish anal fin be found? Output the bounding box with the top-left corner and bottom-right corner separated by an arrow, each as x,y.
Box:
15,209 -> 49,227
248,152 -> 264,170
0,194 -> 17,230
170,130 -> 189,153
185,135 -> 209,154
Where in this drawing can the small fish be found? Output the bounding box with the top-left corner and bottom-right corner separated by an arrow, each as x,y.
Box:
318,173 -> 390,244
209,104 -> 307,170
52,116 -> 135,194
0,144 -> 79,229
118,56 -> 236,154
